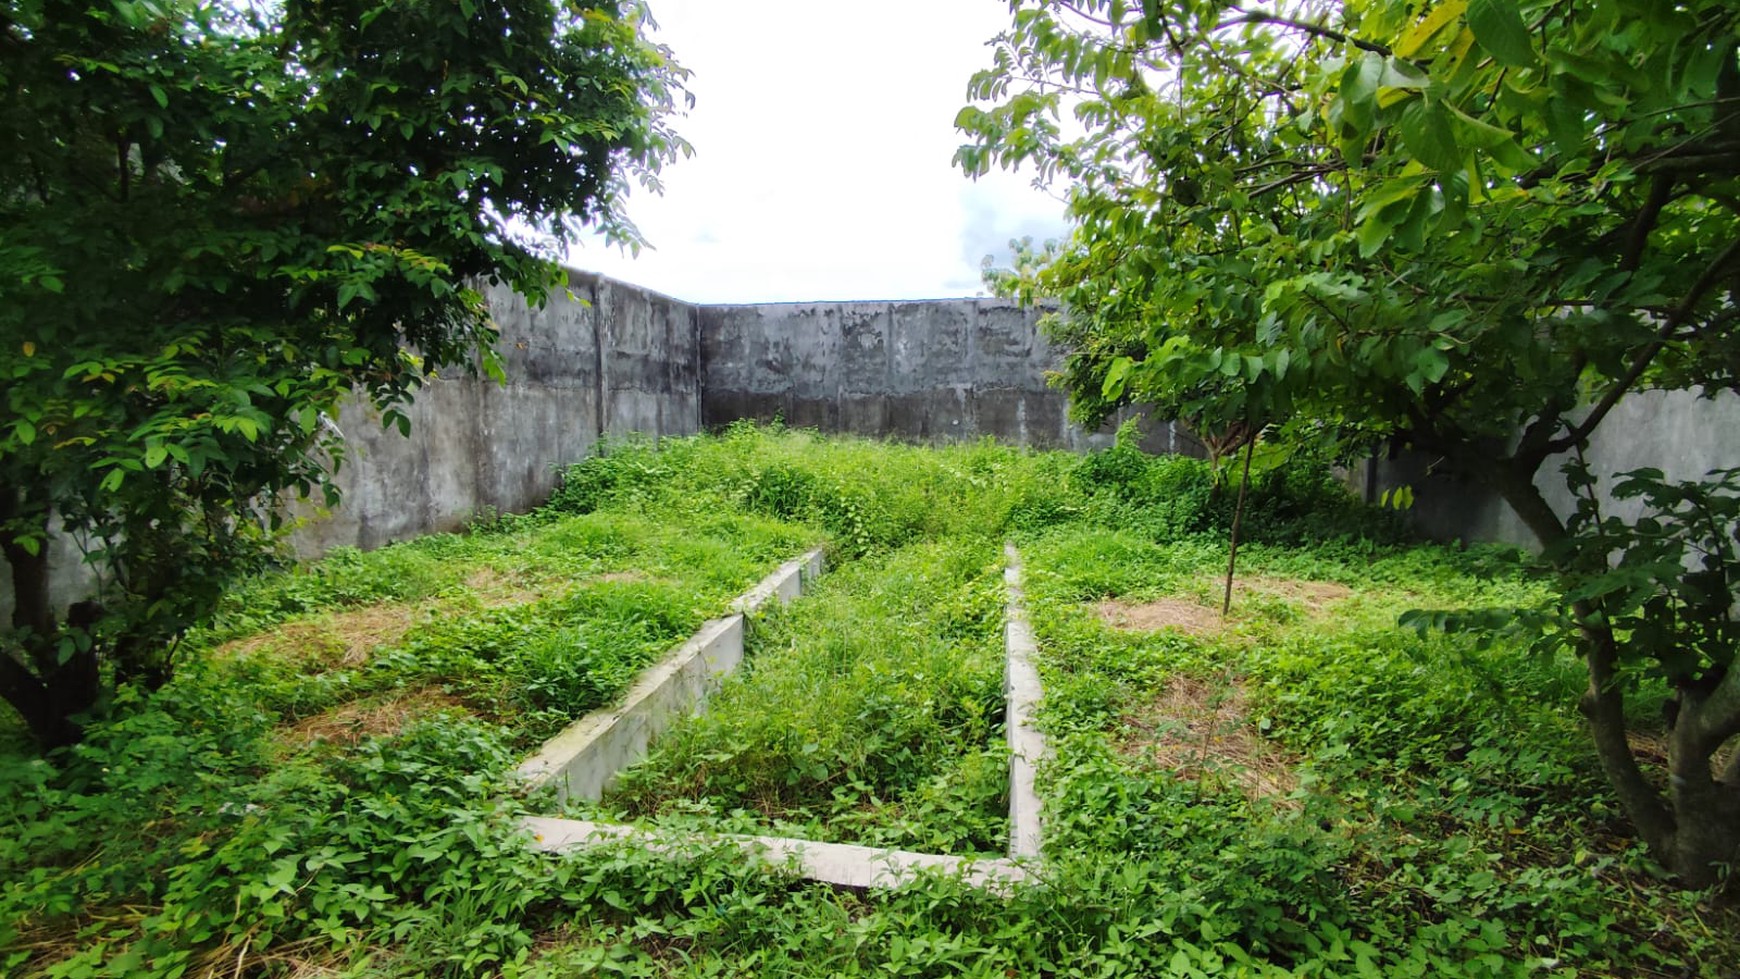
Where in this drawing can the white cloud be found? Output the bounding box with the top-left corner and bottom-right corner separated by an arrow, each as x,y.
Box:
564,0 -> 1069,303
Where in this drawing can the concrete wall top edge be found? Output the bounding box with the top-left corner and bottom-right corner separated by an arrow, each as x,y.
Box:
700,296 -> 1061,311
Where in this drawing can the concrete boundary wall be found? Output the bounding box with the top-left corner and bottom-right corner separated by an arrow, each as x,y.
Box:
517,548 -> 824,802
294,271 -> 703,556
1369,387 -> 1740,548
698,298 -> 1178,454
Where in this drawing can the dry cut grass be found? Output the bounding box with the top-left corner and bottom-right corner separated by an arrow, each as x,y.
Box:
1096,575 -> 1352,638
1117,675 -> 1298,802
216,603 -> 424,670
280,687 -> 464,750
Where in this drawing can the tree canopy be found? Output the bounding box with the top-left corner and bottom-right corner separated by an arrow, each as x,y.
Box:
0,0 -> 688,746
959,0 -> 1740,886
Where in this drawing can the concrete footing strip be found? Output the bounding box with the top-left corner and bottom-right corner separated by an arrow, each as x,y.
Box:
1003,543 -> 1047,860
524,816 -> 1027,892
518,544 -> 1045,894
516,548 -> 824,802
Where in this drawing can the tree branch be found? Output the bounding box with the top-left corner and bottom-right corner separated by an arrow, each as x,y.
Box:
1548,236 -> 1740,454
1621,174 -> 1674,274
1232,11 -> 1393,57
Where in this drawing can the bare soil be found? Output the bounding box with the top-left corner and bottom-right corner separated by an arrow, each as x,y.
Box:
1117,675 -> 1297,801
1096,597 -> 1224,636
1219,575 -> 1353,609
1097,575 -> 1353,637
281,687 -> 464,749
218,603 -> 423,669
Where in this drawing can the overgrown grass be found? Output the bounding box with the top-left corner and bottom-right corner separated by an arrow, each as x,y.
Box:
186,505 -> 814,752
1018,526 -> 1731,976
3,423 -> 1735,978
604,538 -> 1010,854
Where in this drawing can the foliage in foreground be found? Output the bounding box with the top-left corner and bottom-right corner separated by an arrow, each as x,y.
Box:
959,0 -> 1740,884
0,0 -> 689,747
3,426 -> 1735,977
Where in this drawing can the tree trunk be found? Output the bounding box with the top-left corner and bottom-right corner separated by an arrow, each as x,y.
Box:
1482,462 -> 1687,869
1666,666 -> 1740,887
1223,436 -> 1256,616
0,513 -> 96,749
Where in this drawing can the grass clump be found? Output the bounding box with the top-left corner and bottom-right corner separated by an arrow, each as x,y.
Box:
605,538 -> 1010,854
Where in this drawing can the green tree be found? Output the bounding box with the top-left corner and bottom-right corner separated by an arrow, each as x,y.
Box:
959,0 -> 1740,886
0,0 -> 688,748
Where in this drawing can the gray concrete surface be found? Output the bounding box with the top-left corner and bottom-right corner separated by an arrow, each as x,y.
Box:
1002,544 -> 1047,861
698,298 -> 1178,453
517,549 -> 823,803
295,272 -> 702,556
1370,388 -> 1740,548
523,816 -> 1028,892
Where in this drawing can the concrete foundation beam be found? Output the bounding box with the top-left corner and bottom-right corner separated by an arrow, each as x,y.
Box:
518,544 -> 1048,895
1003,544 -> 1047,860
524,816 -> 1028,893
517,548 -> 824,802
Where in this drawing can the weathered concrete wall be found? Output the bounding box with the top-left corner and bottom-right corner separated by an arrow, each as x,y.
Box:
3,270 -> 704,619
294,272 -> 702,554
698,299 -> 1177,453
1373,388 -> 1740,548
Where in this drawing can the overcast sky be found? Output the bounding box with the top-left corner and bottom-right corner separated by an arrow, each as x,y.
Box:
563,0 -> 1071,304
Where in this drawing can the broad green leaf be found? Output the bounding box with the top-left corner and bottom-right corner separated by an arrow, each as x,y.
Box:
1101,356 -> 1134,400
1357,214 -> 1394,258
1466,0 -> 1536,67
1446,104 -> 1514,149
1395,0 -> 1470,59
1397,99 -> 1461,172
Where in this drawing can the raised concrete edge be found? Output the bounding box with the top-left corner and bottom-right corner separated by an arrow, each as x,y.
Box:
1003,543 -> 1047,861
731,548 -> 826,615
523,816 -> 1028,893
517,548 -> 826,802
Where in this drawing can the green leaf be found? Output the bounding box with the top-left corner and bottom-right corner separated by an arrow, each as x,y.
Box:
1446,104 -> 1514,149
1397,100 -> 1461,172
1466,0 -> 1536,68
14,420 -> 35,445
1343,52 -> 1385,109
1413,345 -> 1451,385
1101,356 -> 1134,400
1350,215 -> 1392,259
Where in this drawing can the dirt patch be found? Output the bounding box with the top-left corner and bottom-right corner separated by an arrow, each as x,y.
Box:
218,603 -> 421,668
593,570 -> 650,584
1097,598 -> 1224,636
1118,675 -> 1297,801
464,567 -> 545,606
281,687 -> 463,749
1628,728 -> 1738,781
1201,575 -> 1353,612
